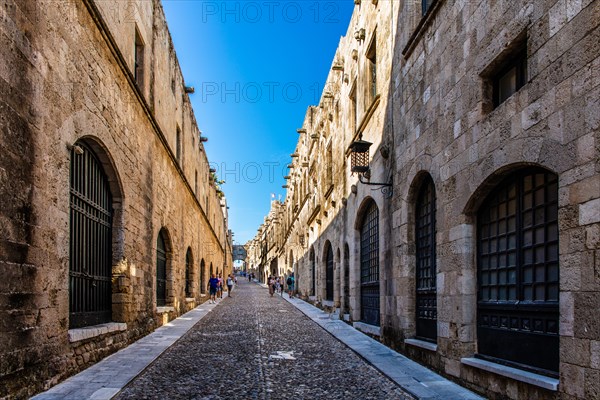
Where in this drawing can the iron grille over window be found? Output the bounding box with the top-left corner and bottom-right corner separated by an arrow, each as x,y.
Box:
69,142 -> 113,329
311,249 -> 316,296
185,248 -> 192,297
477,168 -> 559,375
343,244 -> 350,314
325,244 -> 334,301
360,201 -> 379,326
156,231 -> 168,307
200,259 -> 206,294
416,177 -> 437,342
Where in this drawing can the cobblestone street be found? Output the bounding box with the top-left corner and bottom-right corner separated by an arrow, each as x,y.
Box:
115,280 -> 411,400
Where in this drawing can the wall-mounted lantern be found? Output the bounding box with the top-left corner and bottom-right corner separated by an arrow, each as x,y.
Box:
349,137 -> 372,174
349,135 -> 392,195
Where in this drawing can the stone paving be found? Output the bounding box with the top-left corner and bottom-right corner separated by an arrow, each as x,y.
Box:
33,279 -> 484,400
115,279 -> 411,400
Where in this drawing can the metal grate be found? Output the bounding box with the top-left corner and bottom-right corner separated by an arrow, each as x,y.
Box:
325,244 -> 334,301
416,177 -> 437,342
200,259 -> 206,294
156,231 -> 167,306
69,142 -> 112,329
311,249 -> 316,296
343,244 -> 350,314
477,168 -> 559,375
185,248 -> 192,297
360,201 -> 379,326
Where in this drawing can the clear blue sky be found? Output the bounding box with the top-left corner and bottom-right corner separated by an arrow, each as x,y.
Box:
162,1 -> 354,244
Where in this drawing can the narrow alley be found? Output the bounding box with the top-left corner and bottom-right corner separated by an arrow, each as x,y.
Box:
116,279 -> 410,399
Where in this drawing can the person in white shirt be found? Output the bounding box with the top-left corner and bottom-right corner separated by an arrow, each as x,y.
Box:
226,274 -> 235,298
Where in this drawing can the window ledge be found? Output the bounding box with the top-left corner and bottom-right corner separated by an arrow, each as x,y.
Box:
321,300 -> 334,308
346,95 -> 381,157
405,338 -> 437,352
185,297 -> 195,302
353,321 -> 381,337
156,306 -> 175,313
402,1 -> 444,58
461,357 -> 558,391
68,322 -> 127,343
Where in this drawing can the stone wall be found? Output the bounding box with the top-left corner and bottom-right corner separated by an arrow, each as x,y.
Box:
0,0 -> 229,397
247,0 -> 599,399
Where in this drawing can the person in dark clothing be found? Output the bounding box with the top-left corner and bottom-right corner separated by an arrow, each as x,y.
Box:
208,274 -> 219,303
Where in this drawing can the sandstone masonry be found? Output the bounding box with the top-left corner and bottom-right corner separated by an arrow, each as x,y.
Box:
247,1 -> 600,399
0,0 -> 232,398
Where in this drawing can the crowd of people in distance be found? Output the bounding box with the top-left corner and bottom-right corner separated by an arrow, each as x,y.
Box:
267,273 -> 294,298
207,273 -> 237,303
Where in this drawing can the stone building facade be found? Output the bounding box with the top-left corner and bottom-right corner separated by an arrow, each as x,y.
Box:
0,0 -> 232,398
247,0 -> 600,399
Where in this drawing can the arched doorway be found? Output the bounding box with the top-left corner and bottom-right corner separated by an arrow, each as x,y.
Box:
310,247 -> 316,296
185,248 -> 193,298
325,242 -> 334,301
200,259 -> 206,294
358,200 -> 379,326
415,175 -> 437,342
69,141 -> 113,328
477,167 -> 559,374
156,229 -> 169,307
343,243 -> 350,314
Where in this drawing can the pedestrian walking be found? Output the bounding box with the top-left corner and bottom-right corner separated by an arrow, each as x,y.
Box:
217,273 -> 223,298
286,274 -> 294,298
226,274 -> 234,298
268,276 -> 275,297
208,274 -> 219,303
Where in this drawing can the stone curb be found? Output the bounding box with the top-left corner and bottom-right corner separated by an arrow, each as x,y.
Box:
31,295 -> 229,400
277,290 -> 485,400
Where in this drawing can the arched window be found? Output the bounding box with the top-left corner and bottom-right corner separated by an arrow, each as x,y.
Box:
415,176 -> 437,342
360,201 -> 379,326
310,248 -> 316,296
325,242 -> 334,301
69,142 -> 113,328
477,168 -> 559,375
200,259 -> 206,294
156,230 -> 168,306
210,262 -> 214,277
185,248 -> 192,297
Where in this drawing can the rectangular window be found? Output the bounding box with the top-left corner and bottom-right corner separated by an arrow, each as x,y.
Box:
176,126 -> 182,162
366,35 -> 377,106
134,28 -> 144,87
493,47 -> 527,107
326,144 -> 333,189
350,82 -> 357,135
422,0 -> 436,16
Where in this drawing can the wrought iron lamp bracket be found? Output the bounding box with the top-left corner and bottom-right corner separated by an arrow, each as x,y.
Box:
358,170 -> 393,198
